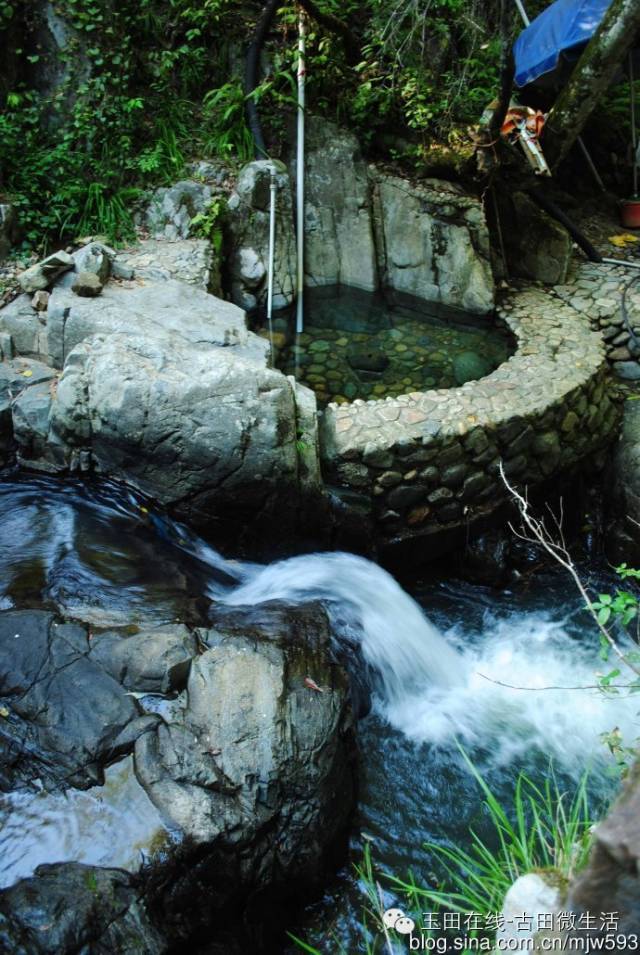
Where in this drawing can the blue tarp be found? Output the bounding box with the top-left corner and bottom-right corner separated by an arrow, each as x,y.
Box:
514,0 -> 613,88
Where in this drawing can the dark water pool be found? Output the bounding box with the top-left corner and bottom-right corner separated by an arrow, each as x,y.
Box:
271,287 -> 514,407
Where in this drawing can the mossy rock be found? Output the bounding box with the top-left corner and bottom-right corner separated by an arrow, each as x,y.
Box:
452,351 -> 492,386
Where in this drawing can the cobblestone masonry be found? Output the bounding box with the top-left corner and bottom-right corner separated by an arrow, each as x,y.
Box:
319,286 -> 619,540
551,260 -> 640,380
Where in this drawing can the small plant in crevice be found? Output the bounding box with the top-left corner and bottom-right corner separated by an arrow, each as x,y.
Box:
190,197 -> 226,254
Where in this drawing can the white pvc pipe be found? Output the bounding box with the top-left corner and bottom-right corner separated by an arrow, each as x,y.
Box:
295,9 -> 306,335
602,258 -> 640,270
513,0 -> 530,26
267,167 -> 277,364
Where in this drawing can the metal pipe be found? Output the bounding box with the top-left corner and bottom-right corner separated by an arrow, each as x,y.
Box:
295,8 -> 306,335
266,167 -> 277,365
577,137 -> 606,192
602,258 -> 640,270
631,52 -> 638,196
513,0 -> 530,26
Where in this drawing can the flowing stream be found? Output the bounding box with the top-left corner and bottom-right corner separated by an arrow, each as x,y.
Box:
0,473 -> 636,949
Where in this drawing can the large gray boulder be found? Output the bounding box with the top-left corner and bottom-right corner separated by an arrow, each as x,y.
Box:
372,172 -> 495,314
48,331 -> 301,528
296,117 -> 378,292
226,160 -> 296,311
0,265 -> 321,544
44,278 -> 265,369
0,601 -> 356,952
0,863 -> 165,955
134,601 -> 356,934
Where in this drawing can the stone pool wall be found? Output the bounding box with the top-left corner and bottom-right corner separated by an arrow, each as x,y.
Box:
319,286 -> 620,548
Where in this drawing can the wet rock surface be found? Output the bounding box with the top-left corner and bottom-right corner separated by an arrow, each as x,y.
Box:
0,596 -> 357,952
0,610 -> 158,792
566,761 -> 640,936
136,601 -> 356,943
0,863 -> 165,955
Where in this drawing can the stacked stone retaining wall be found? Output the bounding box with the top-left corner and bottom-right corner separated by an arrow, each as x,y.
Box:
320,286 -> 619,544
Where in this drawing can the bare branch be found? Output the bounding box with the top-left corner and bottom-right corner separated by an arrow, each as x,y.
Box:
477,673 -> 639,692
499,462 -> 640,679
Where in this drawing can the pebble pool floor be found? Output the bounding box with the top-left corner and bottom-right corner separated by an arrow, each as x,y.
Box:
275,287 -> 514,407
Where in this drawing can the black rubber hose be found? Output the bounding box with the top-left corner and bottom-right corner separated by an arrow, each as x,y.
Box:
526,188 -> 603,263
244,0 -> 280,160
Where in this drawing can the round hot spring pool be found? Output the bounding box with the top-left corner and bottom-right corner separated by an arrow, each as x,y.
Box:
266,286 -> 515,407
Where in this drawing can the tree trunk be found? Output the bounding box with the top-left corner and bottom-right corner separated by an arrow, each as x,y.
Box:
544,0 -> 640,170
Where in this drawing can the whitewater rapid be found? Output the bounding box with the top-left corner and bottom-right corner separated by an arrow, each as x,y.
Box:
215,550 -> 639,775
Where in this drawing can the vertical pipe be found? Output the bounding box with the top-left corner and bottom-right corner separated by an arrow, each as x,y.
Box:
577,137 -> 606,192
631,53 -> 638,196
513,0 -> 530,26
296,8 -> 306,335
267,167 -> 277,365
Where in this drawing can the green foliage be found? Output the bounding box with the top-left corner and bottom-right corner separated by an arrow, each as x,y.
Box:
590,563 -> 640,675
190,197 -> 225,253
1,0 -> 242,249
388,754 -> 592,920
201,83 -> 256,163
3,0 -> 603,249
290,753 -> 593,953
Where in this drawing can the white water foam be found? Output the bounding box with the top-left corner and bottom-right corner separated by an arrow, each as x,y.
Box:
225,552 -> 460,705
386,611 -> 640,773
220,551 -> 639,774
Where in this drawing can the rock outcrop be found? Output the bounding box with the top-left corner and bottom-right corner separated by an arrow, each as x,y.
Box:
606,398 -> 640,564
297,118 -> 378,293
371,171 -> 495,313
0,602 -> 356,951
50,331 -> 300,531
0,252 -> 321,547
565,760 -> 640,936
136,601 -> 356,942
226,118 -> 495,316
226,160 -> 297,312
0,863 -> 165,955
